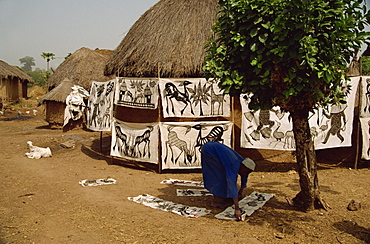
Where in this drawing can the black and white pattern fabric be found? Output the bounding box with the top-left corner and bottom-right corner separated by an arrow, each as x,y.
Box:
159,78 -> 230,118
160,121 -> 232,169
240,77 -> 359,150
110,119 -> 159,164
86,79 -> 116,131
114,77 -> 159,109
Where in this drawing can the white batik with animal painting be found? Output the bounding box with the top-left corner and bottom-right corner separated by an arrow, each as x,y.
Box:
160,121 -> 233,169
114,78 -> 159,109
87,79 -> 116,131
111,119 -> 159,164
359,76 -> 370,118
159,78 -> 230,118
240,76 -> 359,150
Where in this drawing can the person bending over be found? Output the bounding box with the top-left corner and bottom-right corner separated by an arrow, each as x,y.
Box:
201,141 -> 255,220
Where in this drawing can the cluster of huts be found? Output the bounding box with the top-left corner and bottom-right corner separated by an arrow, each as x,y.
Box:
1,0 -> 368,171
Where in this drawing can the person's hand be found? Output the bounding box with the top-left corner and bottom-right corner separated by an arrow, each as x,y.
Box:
234,209 -> 242,221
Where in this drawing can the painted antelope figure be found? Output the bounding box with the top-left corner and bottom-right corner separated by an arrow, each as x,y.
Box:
131,126 -> 153,158
210,84 -> 225,115
165,126 -> 194,164
113,125 -> 128,154
164,81 -> 194,115
192,124 -> 227,151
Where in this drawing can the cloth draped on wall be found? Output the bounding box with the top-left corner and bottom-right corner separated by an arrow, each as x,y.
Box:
110,118 -> 159,164
159,78 -> 230,118
86,79 -> 116,131
160,121 -> 233,169
359,76 -> 370,160
240,77 -> 360,150
64,85 -> 89,126
114,77 -> 159,109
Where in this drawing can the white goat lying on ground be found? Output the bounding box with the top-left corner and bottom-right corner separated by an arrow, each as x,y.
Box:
25,141 -> 52,159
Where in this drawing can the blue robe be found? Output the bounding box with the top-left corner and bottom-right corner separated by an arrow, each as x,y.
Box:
201,141 -> 247,198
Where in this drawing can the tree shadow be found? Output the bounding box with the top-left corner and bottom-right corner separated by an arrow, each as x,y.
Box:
333,220 -> 370,243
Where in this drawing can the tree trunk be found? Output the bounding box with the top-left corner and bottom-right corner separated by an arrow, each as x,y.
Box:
290,108 -> 330,211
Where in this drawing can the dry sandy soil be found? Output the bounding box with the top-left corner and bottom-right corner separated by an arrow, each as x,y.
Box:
0,103 -> 369,244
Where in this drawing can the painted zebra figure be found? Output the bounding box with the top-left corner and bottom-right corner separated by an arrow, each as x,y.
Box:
192,124 -> 226,151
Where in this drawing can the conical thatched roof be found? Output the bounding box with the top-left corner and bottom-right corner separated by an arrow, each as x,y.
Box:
40,78 -> 73,103
47,47 -> 114,90
104,0 -> 219,78
0,60 -> 34,83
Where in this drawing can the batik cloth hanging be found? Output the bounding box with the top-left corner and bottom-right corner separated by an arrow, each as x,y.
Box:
240,77 -> 359,150
64,85 -> 89,126
160,121 -> 233,169
86,79 -> 116,131
159,78 -> 230,118
110,119 -> 159,164
360,117 -> 370,160
114,77 -> 159,109
359,76 -> 370,118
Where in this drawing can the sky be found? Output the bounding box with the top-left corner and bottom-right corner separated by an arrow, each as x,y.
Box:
0,0 -> 159,70
1,0 -> 370,71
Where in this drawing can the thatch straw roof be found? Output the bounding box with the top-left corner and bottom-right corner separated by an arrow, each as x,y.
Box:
47,47 -> 114,90
40,78 -> 73,103
0,60 -> 34,83
104,0 -> 219,78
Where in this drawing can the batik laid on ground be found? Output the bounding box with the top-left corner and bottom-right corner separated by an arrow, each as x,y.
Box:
79,178 -> 117,187
64,85 -> 89,126
86,79 -> 116,131
215,192 -> 274,221
240,77 -> 359,150
176,189 -> 212,197
159,78 -> 230,118
128,194 -> 211,218
160,179 -> 204,187
160,121 -> 233,169
114,77 -> 159,109
110,119 -> 159,164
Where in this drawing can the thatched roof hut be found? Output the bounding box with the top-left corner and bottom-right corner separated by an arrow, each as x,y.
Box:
0,60 -> 34,101
104,0 -> 219,78
40,78 -> 73,103
40,78 -> 74,128
47,47 -> 114,91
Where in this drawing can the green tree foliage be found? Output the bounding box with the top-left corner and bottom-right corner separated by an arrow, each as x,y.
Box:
41,52 -> 55,71
204,0 -> 369,211
19,56 -> 35,72
361,56 -> 370,75
26,68 -> 48,87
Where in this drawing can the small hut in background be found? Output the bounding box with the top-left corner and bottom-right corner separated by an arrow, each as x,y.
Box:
42,47 -> 114,129
47,47 -> 114,91
39,78 -> 73,128
0,60 -> 34,102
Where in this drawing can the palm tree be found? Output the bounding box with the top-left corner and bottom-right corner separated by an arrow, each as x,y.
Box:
41,52 -> 55,71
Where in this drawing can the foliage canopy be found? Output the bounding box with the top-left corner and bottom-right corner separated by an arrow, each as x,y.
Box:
204,0 -> 370,112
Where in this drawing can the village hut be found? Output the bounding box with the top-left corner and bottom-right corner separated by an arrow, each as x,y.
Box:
0,60 -> 34,102
42,47 -> 114,129
48,47 -> 114,91
103,0 -> 261,170
104,0 -> 362,171
39,78 -> 74,129
104,0 -> 219,78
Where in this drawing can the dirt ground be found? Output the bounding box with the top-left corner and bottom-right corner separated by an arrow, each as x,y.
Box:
0,103 -> 369,244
